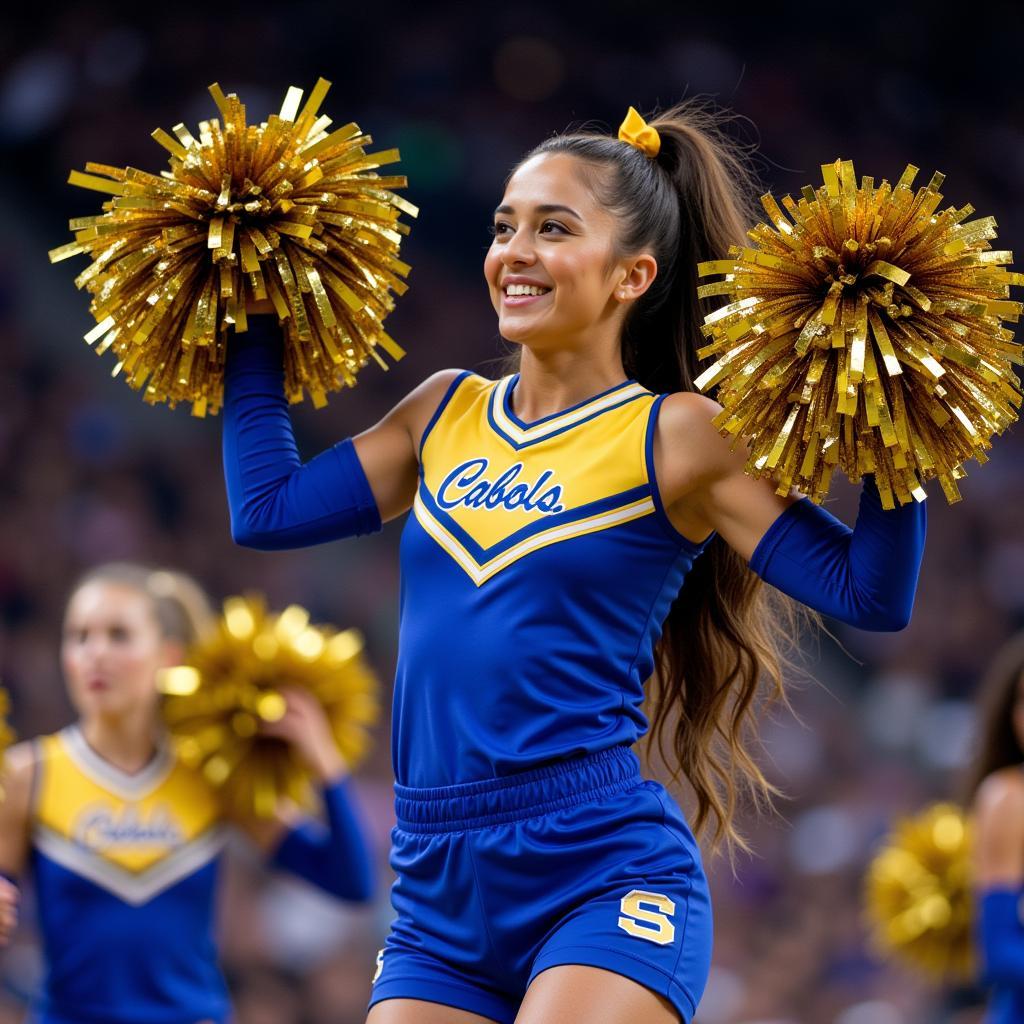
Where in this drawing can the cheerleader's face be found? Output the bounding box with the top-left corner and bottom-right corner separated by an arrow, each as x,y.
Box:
62,582 -> 177,721
485,152 -> 651,347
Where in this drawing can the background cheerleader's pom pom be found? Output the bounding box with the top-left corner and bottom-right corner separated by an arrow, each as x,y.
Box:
157,594 -> 380,819
695,159 -> 1023,508
0,686 -> 15,801
49,78 -> 417,416
864,802 -> 974,980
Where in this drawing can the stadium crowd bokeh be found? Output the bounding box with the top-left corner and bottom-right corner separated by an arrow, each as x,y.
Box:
1,4 -> 1023,1022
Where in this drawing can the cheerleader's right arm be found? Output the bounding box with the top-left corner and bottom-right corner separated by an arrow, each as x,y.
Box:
0,743 -> 35,945
223,314 -> 463,549
973,769 -> 1024,987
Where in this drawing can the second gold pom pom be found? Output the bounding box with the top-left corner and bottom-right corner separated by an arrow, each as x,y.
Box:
695,160 -> 1022,508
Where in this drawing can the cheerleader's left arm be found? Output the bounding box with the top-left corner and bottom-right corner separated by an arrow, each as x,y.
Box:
654,391 -> 926,631
231,688 -> 376,903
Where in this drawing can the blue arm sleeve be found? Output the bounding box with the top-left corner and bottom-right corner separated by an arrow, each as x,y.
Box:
748,474 -> 926,631
979,888 -> 1024,988
269,777 -> 376,902
222,315 -> 382,550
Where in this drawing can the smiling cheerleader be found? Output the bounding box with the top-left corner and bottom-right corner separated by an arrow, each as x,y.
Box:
220,103 -> 931,1023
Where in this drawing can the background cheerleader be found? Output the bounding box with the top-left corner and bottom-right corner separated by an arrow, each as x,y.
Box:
0,562 -> 375,1024
965,632 -> 1024,1024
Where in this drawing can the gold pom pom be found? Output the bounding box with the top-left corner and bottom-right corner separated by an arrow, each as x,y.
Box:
49,79 -> 417,416
0,686 -> 15,802
864,802 -> 974,980
157,595 -> 380,818
695,160 -> 1023,508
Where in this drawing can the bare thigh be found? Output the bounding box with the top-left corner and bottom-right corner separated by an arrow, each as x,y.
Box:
515,965 -> 680,1024
366,999 -> 503,1024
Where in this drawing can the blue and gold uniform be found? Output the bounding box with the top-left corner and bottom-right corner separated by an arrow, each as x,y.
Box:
394,370 -> 711,786
224,319 -> 925,1023
30,726 -> 228,1024
370,371 -> 714,1022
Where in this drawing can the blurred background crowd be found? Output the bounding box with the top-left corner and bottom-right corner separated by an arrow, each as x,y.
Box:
1,3 -> 1023,1022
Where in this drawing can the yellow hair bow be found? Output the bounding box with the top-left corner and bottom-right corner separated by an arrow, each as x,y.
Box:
617,106 -> 660,158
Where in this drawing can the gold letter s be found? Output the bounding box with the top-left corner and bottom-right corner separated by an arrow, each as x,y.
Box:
617,889 -> 676,946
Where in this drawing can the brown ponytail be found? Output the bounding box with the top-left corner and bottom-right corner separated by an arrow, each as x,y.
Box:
510,100 -> 819,853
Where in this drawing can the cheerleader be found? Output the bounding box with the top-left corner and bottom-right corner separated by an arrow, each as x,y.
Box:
222,104 -> 927,1023
966,631 -> 1024,1023
0,562 -> 375,1024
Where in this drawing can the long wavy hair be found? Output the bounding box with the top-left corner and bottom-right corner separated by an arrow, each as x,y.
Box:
503,101 -> 818,853
963,631 -> 1024,803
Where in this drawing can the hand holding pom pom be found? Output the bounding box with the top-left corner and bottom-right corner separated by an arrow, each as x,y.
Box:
258,685 -> 350,784
695,160 -> 1023,508
157,595 -> 379,818
49,79 -> 417,416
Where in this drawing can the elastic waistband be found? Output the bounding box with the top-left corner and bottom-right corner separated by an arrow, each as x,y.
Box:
394,745 -> 642,833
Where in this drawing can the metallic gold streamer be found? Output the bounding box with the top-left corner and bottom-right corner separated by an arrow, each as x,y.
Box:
157,595 -> 380,818
864,803 -> 974,980
49,79 -> 418,415
0,686 -> 14,802
696,160 -> 1023,507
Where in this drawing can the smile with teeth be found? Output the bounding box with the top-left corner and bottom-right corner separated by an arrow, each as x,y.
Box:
504,284 -> 551,297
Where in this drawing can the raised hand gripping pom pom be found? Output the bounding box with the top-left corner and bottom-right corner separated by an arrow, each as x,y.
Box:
695,160 -> 1023,508
157,595 -> 380,818
864,802 -> 974,980
49,79 -> 417,416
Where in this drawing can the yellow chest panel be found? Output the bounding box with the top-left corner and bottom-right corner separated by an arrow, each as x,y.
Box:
33,727 -> 225,903
414,372 -> 658,584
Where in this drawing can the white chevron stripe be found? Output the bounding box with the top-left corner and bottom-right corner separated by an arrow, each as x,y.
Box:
61,726 -> 174,801
414,494 -> 655,586
34,823 -> 227,906
492,376 -> 649,444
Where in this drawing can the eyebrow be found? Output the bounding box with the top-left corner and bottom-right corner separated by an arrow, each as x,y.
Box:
493,203 -> 582,220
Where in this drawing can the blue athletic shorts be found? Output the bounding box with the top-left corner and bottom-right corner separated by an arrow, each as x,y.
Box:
368,745 -> 712,1022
